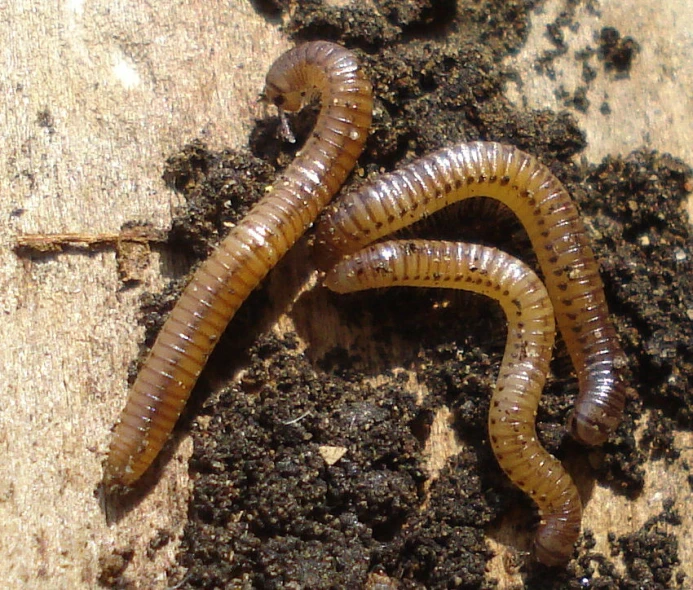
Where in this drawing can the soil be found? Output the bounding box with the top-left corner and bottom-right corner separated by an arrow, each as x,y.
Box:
102,1 -> 692,588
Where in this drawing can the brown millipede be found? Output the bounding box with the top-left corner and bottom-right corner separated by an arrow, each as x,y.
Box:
325,239 -> 582,565
103,41 -> 373,489
315,141 -> 627,446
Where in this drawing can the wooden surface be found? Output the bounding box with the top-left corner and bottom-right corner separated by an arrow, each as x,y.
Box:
1,1 -> 691,588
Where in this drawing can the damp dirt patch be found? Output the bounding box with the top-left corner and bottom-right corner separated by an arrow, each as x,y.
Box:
101,1 -> 692,588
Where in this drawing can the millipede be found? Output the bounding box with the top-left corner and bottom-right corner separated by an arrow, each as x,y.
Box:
103,40 -> 628,567
315,141 -> 628,447
103,41 -> 373,489
325,239 -> 582,565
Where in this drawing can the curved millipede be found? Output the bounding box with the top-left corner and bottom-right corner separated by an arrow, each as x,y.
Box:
326,239 -> 582,565
103,41 -> 373,489
315,141 -> 627,446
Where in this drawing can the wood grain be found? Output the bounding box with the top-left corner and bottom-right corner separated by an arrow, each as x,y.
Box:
1,1 -> 691,588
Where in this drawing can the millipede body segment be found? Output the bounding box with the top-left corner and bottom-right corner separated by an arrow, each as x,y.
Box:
103,39 -> 625,568
315,141 -> 627,446
103,41 -> 373,489
326,240 -> 582,565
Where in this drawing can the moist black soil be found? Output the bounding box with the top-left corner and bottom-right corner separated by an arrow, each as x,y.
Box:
102,1 -> 692,588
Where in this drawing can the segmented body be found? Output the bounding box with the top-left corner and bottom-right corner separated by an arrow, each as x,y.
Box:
315,141 -> 627,446
103,42 -> 625,567
326,240 -> 582,565
103,41 -> 373,489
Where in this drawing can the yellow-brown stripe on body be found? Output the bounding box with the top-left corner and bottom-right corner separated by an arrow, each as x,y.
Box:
326,239 -> 582,565
104,42 -> 373,490
316,141 -> 627,447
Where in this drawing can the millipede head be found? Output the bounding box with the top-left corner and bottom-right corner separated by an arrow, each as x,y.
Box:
263,74 -> 307,112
